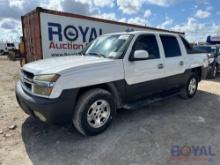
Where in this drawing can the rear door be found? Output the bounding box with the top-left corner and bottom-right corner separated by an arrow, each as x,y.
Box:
159,35 -> 186,87
123,34 -> 166,101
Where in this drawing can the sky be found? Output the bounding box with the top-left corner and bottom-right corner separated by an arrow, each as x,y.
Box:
0,0 -> 220,43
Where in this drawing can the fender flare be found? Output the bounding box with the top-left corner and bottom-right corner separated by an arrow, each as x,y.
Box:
105,82 -> 124,108
76,81 -> 125,109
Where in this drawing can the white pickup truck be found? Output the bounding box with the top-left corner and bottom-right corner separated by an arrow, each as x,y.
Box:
16,31 -> 209,136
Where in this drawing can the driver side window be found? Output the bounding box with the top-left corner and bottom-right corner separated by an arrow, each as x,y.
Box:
133,35 -> 160,60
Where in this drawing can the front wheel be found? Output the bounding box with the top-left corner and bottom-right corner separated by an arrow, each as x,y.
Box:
180,74 -> 198,99
73,89 -> 116,136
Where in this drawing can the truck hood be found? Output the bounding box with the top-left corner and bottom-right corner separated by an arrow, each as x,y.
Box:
22,56 -> 116,75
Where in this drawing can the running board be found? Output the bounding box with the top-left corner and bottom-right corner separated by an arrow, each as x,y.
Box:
123,92 -> 179,110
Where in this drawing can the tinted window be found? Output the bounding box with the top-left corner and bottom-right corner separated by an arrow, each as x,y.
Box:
7,43 -> 15,47
180,36 -> 192,53
180,36 -> 206,54
133,35 -> 160,59
160,35 -> 181,57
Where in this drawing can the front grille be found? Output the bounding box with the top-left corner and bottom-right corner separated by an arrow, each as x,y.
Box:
22,70 -> 34,79
21,69 -> 34,92
24,82 -> 32,90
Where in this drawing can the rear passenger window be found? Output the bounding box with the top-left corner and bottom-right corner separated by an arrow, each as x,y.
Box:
160,35 -> 181,58
133,35 -> 160,59
180,36 -> 192,53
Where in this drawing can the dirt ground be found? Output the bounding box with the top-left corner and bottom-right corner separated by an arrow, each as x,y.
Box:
0,56 -> 220,165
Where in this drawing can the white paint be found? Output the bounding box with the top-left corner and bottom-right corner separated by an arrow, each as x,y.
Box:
23,55 -> 124,98
123,33 -> 165,84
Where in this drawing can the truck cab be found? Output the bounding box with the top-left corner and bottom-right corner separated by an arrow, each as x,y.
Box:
6,43 -> 15,51
16,31 -> 209,136
0,42 -> 15,55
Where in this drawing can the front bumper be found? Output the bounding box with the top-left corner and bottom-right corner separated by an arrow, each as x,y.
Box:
15,81 -> 78,124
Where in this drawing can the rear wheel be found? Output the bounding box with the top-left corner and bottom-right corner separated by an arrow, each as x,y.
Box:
73,88 -> 116,136
180,74 -> 198,99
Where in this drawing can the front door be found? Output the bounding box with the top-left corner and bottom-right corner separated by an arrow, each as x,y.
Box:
123,34 -> 167,102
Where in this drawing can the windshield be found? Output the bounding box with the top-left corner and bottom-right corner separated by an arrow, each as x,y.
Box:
83,34 -> 133,59
195,46 -> 216,53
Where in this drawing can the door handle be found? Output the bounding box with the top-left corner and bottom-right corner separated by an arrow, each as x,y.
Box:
179,61 -> 184,66
158,63 -> 164,69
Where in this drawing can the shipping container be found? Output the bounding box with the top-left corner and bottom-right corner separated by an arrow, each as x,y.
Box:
21,7 -> 184,64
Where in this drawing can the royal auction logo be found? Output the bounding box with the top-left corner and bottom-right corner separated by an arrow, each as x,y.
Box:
170,144 -> 216,163
47,22 -> 103,51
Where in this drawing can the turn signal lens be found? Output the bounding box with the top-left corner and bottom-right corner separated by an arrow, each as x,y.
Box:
32,85 -> 53,96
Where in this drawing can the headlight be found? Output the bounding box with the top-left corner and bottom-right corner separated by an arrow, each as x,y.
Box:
32,74 -> 60,96
34,74 -> 60,82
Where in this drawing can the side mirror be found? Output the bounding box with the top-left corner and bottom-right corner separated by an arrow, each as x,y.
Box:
132,50 -> 149,60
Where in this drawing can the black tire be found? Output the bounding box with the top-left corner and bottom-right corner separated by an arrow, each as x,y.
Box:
73,88 -> 116,136
209,65 -> 217,79
179,74 -> 199,99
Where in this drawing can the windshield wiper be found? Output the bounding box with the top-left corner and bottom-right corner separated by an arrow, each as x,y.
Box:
78,52 -> 85,56
86,52 -> 106,58
72,52 -> 84,56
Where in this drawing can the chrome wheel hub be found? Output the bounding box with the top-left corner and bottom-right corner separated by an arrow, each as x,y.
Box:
188,78 -> 197,95
87,100 -> 111,128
